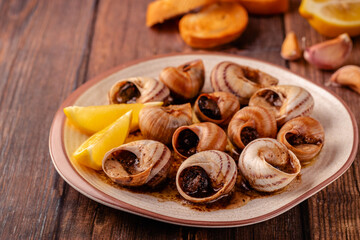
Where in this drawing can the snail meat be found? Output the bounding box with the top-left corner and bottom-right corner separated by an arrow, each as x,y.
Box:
277,116 -> 325,162
210,61 -> 278,104
227,106 -> 277,150
194,92 -> 240,125
176,150 -> 237,203
102,140 -> 172,188
249,85 -> 314,126
108,77 -> 170,104
238,138 -> 301,192
172,122 -> 227,158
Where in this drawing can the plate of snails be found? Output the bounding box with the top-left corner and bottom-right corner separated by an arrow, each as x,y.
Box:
49,52 -> 358,227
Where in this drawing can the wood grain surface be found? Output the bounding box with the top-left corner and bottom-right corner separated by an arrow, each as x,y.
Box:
0,0 -> 359,239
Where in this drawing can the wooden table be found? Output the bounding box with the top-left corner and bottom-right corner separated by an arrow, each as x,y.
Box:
1,0 -> 359,239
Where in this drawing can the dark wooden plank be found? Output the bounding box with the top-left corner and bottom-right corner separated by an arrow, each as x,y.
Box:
285,0 -> 360,239
0,0 -> 97,239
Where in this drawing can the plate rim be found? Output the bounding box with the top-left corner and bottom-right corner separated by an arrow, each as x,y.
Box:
49,51 -> 359,227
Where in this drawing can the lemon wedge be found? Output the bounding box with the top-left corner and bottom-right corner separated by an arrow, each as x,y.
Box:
64,102 -> 162,135
299,0 -> 360,37
72,111 -> 132,170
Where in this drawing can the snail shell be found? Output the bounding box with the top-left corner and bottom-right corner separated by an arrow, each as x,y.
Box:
159,59 -> 205,100
277,116 -> 325,162
249,85 -> 314,126
176,150 -> 237,203
108,77 -> 170,104
102,140 -> 172,188
227,106 -> 277,150
172,122 -> 227,158
139,103 -> 192,145
239,138 -> 301,192
194,92 -> 240,125
210,61 -> 278,104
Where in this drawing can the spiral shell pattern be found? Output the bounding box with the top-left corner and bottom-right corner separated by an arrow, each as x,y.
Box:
210,61 -> 278,104
249,85 -> 314,126
172,122 -> 227,158
194,92 -> 240,125
227,106 -> 277,150
159,59 -> 205,100
277,116 -> 325,162
108,77 -> 170,104
139,103 -> 192,145
239,138 -> 301,192
176,150 -> 237,203
102,140 -> 172,188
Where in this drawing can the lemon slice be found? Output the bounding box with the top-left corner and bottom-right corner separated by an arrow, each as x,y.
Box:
299,0 -> 360,37
72,111 -> 132,170
64,102 -> 162,135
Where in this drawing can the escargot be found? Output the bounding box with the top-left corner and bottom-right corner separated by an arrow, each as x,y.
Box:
227,106 -> 277,150
159,59 -> 205,100
102,140 -> 172,188
249,85 -> 314,126
139,103 -> 192,145
194,92 -> 240,125
238,138 -> 301,192
172,122 -> 227,158
277,116 -> 325,162
210,61 -> 278,104
176,150 -> 237,203
108,77 -> 170,104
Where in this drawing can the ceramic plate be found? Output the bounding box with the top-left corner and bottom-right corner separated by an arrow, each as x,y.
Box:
49,52 -> 358,227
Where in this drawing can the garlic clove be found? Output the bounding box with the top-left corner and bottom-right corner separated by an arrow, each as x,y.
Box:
328,65 -> 360,94
303,33 -> 353,70
281,31 -> 301,61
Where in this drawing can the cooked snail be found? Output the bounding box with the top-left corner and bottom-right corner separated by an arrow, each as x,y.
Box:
238,138 -> 301,192
139,103 -> 192,145
227,106 -> 277,150
194,92 -> 240,125
210,61 -> 278,104
172,122 -> 227,158
159,59 -> 205,100
102,140 -> 172,188
277,116 -> 325,162
249,85 -> 314,126
108,77 -> 170,104
176,150 -> 237,203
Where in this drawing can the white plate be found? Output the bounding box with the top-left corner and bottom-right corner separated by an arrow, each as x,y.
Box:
49,52 -> 358,227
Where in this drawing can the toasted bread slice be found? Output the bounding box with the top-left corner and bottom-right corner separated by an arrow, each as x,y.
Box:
146,0 -> 216,27
179,2 -> 248,48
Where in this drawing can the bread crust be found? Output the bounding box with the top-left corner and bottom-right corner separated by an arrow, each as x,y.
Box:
146,0 -> 216,27
179,2 -> 248,48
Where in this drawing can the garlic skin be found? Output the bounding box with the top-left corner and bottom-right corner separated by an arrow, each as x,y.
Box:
172,122 -> 227,158
227,106 -> 277,150
108,77 -> 170,104
249,85 -> 314,126
329,65 -> 360,94
176,150 -> 237,203
303,33 -> 353,70
277,116 -> 325,162
159,59 -> 205,100
210,61 -> 278,104
281,31 -> 301,61
194,92 -> 240,126
102,140 -> 172,188
139,103 -> 192,145
238,138 -> 301,192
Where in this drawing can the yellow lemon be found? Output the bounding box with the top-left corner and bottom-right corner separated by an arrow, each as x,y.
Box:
299,0 -> 360,37
72,111 -> 132,170
64,102 -> 162,135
